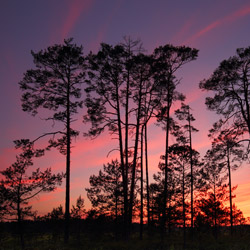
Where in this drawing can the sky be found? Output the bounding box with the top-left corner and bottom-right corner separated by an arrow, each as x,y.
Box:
1,0 -> 250,218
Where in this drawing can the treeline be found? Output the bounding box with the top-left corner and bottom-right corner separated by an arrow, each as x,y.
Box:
1,38 -> 250,249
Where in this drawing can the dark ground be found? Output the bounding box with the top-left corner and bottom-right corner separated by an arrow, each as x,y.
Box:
1,221 -> 250,250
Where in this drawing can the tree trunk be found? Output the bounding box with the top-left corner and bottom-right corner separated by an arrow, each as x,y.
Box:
188,107 -> 194,237
182,164 -> 186,249
161,104 -> 170,239
115,80 -> 127,238
115,183 -> 118,240
243,70 -> 250,135
64,76 -> 71,244
213,182 -> 218,240
140,126 -> 144,240
124,64 -> 130,238
227,145 -> 233,236
145,123 -> 150,231
128,76 -> 143,232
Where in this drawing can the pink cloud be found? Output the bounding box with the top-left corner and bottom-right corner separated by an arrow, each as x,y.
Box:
29,186 -> 65,214
186,21 -> 220,44
227,5 -> 250,21
31,187 -> 64,204
171,19 -> 194,45
185,4 -> 250,45
61,0 -> 94,40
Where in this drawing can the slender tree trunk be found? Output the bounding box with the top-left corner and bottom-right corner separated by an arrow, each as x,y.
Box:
188,108 -> 194,237
115,81 -> 127,238
140,126 -> 144,240
182,164 -> 186,249
124,65 -> 130,238
227,145 -> 233,236
213,182 -> 218,240
128,77 -> 143,232
115,186 -> 118,240
161,104 -> 170,239
65,77 -> 71,243
243,71 -> 250,134
145,123 -> 150,230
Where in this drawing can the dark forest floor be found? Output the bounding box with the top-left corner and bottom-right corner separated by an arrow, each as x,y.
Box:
1,222 -> 250,250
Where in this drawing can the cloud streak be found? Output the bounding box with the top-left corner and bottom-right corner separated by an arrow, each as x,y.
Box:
171,18 -> 194,45
61,0 -> 94,40
185,4 -> 250,45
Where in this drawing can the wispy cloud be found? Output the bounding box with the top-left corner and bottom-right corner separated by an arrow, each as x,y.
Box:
185,4 -> 250,45
171,19 -> 194,45
61,0 -> 94,40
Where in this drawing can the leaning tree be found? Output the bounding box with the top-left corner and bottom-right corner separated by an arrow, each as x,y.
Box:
19,38 -> 85,243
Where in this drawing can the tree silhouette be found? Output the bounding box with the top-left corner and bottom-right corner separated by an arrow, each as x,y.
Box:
85,43 -> 130,235
195,185 -> 229,231
155,153 -> 187,234
153,45 -> 198,237
0,140 -> 63,249
200,46 -> 250,236
128,53 -> 154,232
0,181 -> 10,222
139,55 -> 162,231
86,160 -> 123,220
175,103 -> 199,233
148,171 -> 165,226
48,205 -> 65,220
199,46 -> 250,149
71,195 -> 86,219
140,126 -> 144,239
168,144 -> 191,248
19,38 -> 85,243
200,148 -> 226,238
209,134 -> 244,235
84,41 -> 157,236
71,196 -> 85,241
121,38 -> 142,235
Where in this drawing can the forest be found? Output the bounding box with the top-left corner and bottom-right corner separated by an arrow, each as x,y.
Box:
1,38 -> 250,250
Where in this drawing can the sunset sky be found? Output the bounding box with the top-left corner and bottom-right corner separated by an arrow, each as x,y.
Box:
1,0 -> 250,218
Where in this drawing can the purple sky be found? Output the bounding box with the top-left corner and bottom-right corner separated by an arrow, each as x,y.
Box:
1,0 -> 250,216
